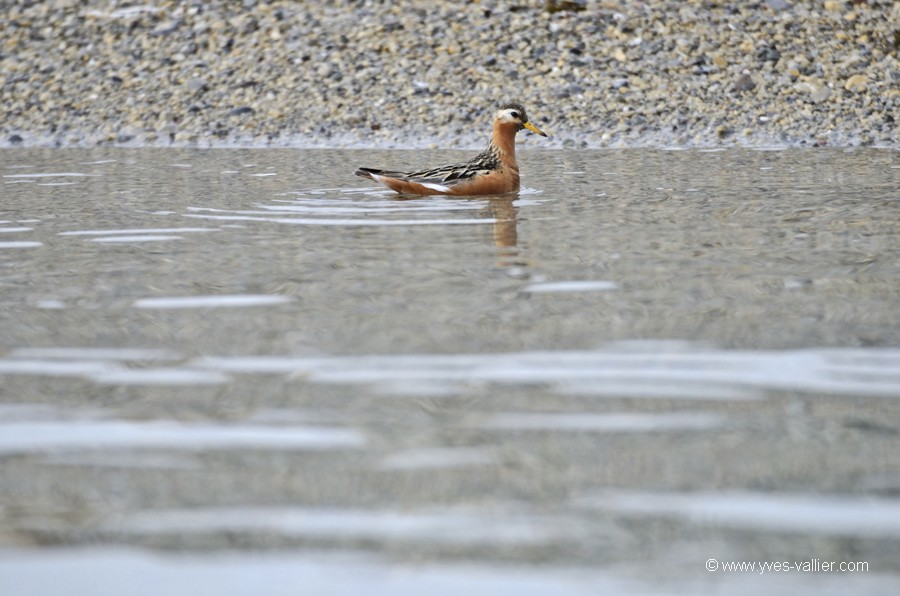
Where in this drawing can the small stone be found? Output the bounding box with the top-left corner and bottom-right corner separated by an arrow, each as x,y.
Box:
185,77 -> 208,93
229,106 -> 254,116
8,134 -> 24,144
151,20 -> 180,36
757,44 -> 781,64
733,73 -> 756,94
844,74 -> 868,92
810,86 -> 832,103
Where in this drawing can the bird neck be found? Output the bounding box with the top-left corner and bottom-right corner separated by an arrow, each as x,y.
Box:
490,121 -> 519,169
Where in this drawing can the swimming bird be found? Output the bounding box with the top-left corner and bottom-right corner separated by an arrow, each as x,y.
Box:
355,103 -> 547,196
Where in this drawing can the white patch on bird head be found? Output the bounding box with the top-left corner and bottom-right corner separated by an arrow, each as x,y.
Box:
495,107 -> 525,125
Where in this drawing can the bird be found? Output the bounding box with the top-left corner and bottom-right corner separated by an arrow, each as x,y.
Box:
355,103 -> 547,196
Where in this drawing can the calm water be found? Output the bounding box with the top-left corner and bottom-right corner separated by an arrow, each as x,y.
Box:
1,147 -> 898,594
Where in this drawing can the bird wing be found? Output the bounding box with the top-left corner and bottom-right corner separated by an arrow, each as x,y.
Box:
357,146 -> 502,188
404,162 -> 494,187
406,146 -> 502,187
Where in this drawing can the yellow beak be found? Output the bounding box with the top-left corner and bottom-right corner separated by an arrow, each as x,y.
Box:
523,121 -> 548,137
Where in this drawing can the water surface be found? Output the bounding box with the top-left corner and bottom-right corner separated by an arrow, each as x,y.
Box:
1,147 -> 898,594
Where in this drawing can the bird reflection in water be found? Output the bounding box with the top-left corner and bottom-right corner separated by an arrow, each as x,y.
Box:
489,198 -> 525,270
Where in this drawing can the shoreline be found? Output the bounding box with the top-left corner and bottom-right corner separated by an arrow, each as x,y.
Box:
3,1 -> 897,150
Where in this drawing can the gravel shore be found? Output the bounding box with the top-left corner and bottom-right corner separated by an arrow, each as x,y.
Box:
2,0 -> 898,148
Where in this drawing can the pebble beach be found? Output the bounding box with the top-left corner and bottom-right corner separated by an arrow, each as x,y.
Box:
2,0 -> 898,149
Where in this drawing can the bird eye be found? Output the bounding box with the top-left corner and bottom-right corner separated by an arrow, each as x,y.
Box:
510,111 -> 519,119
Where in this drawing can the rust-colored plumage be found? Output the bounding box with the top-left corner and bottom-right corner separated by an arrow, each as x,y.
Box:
355,103 -> 547,196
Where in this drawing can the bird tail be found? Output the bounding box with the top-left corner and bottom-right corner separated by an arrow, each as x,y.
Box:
356,167 -> 410,181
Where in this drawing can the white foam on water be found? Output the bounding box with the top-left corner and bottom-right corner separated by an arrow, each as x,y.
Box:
59,227 -> 216,236
0,241 -> 42,248
91,235 -> 183,243
133,295 -> 294,309
379,447 -> 495,471
0,227 -> 33,233
476,412 -> 723,432
523,281 -> 619,293
0,421 -> 366,454
575,491 -> 900,538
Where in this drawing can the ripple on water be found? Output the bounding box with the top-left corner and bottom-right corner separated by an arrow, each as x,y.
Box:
132,295 -> 294,309
192,347 -> 900,399
475,412 -> 724,433
1,172 -> 102,178
91,235 -> 184,243
0,420 -> 366,454
0,241 -> 42,248
522,280 -> 619,293
178,190 -> 543,226
108,506 -> 565,546
574,491 -> 900,538
58,227 -> 218,236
